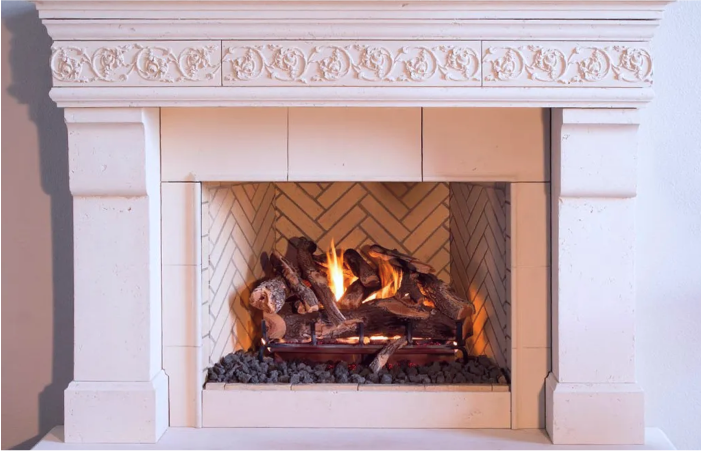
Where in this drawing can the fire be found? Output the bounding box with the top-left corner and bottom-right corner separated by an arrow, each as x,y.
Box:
363,260 -> 402,302
323,239 -> 402,303
325,239 -> 356,301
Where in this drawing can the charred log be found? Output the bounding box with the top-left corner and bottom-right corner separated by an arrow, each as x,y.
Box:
369,337 -> 408,374
364,244 -> 435,274
250,276 -> 288,314
344,249 -> 381,288
417,273 -> 474,320
292,237 -> 347,326
263,312 -> 287,340
337,279 -> 369,310
395,271 -> 426,305
365,297 -> 431,320
271,250 -> 319,313
278,303 -> 456,342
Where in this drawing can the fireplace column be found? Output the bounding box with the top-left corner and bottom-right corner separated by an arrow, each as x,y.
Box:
547,108 -> 643,445
63,108 -> 168,443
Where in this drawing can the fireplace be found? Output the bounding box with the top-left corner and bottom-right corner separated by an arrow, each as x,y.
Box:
34,0 -> 670,446
155,107 -> 549,429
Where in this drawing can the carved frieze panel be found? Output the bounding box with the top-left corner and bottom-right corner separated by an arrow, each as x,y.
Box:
482,41 -> 652,87
51,41 -> 222,86
222,41 -> 482,86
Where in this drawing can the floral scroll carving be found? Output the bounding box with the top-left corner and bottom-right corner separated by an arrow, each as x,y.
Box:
222,42 -> 481,85
483,44 -> 652,86
51,43 -> 221,85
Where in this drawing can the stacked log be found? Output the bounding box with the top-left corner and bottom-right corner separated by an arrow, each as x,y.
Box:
247,237 -> 476,369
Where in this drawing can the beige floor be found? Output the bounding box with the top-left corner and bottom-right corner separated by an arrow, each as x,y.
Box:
33,426 -> 674,450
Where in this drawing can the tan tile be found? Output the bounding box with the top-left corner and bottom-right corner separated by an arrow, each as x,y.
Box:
161,182 -> 202,265
162,108 -> 288,182
358,384 -> 426,392
424,384 -> 493,392
512,182 -> 550,267
291,383 -> 358,391
423,108 -> 549,182
515,266 -> 551,348
289,108 -> 421,182
225,383 -> 292,391
514,347 -> 550,428
162,264 -> 201,347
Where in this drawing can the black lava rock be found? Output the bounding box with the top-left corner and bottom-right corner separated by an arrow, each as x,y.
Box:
206,351 -> 505,386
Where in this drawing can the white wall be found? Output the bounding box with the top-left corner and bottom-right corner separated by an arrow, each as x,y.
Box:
637,2 -> 701,449
1,1 -> 700,449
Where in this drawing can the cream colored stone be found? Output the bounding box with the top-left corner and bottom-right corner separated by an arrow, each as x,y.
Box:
423,108 -> 549,182
483,42 -> 652,88
205,383 -> 226,390
222,41 -> 481,86
203,390 -> 511,428
288,108 -> 421,181
424,384 -> 493,392
226,384 -> 292,391
515,266 -> 551,348
546,374 -> 645,445
291,384 -> 359,391
161,108 -> 288,182
493,384 -> 510,392
513,347 -> 550,429
162,265 -> 201,347
161,182 -> 201,266
163,346 -> 202,427
358,384 -> 425,392
64,372 -> 169,443
511,182 -> 550,268
52,41 -> 222,86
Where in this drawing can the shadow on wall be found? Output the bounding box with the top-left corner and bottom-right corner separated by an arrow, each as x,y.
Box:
1,2 -> 73,449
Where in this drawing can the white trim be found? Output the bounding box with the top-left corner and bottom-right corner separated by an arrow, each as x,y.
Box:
42,19 -> 660,41
50,86 -> 655,108
35,1 -> 673,21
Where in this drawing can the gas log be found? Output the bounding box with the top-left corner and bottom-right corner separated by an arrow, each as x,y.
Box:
370,337 -> 408,373
291,237 -> 347,326
271,251 -> 319,313
365,244 -> 435,274
249,276 -> 288,313
248,237 -> 474,348
344,249 -> 380,288
276,302 -> 457,342
337,279 -> 367,310
417,273 -> 474,320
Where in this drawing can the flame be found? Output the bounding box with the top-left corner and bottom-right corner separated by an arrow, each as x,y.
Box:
326,239 -> 356,301
363,260 -> 402,302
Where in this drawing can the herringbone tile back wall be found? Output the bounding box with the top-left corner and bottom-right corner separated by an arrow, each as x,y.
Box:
202,182 -> 510,370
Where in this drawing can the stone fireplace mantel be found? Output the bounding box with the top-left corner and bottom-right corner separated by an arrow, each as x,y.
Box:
33,0 -> 673,447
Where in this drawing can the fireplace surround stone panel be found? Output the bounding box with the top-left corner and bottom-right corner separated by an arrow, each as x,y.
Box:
38,0 -> 667,445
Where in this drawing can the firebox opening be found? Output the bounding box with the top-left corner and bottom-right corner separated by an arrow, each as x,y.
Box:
203,182 -> 510,386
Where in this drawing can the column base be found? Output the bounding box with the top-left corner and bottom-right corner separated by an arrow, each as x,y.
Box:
545,373 -> 644,445
64,371 -> 169,443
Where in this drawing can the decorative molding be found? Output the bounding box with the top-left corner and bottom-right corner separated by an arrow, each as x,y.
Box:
51,41 -> 222,86
35,1 -> 673,21
41,20 -> 661,43
49,86 -> 655,108
483,42 -> 652,87
222,42 -> 481,86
